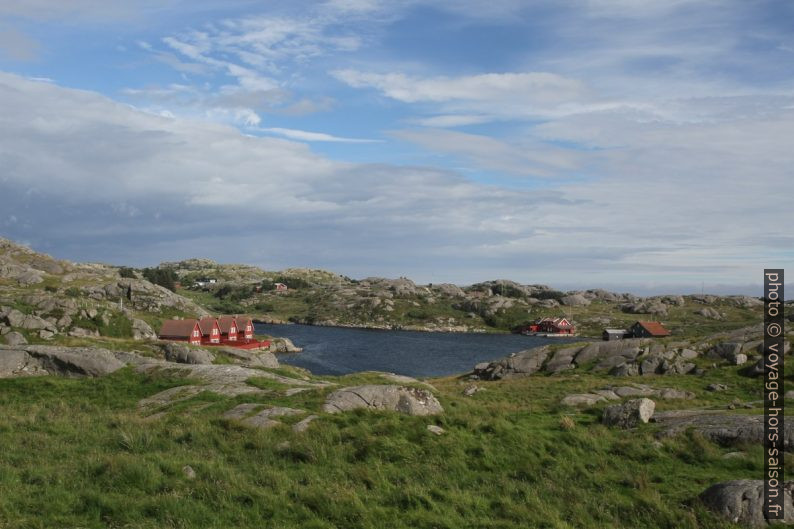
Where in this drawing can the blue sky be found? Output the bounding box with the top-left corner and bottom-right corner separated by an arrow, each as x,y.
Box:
0,0 -> 792,295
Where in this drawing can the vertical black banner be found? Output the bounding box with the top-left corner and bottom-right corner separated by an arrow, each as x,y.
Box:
764,269 -> 784,521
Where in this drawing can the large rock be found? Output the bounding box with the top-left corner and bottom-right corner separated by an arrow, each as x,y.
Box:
653,411 -> 794,450
621,301 -> 668,316
700,480 -> 794,527
0,345 -> 125,377
267,338 -> 303,353
432,283 -> 465,298
560,294 -> 590,307
323,385 -> 443,416
545,346 -> 581,373
161,342 -> 215,365
561,393 -> 607,407
473,345 -> 551,380
708,342 -> 743,360
19,314 -> 57,332
602,398 -> 655,428
696,307 -> 722,320
131,319 -> 156,340
218,347 -> 279,369
82,278 -> 209,317
3,331 -> 27,346
574,339 -> 646,366
2,308 -> 25,328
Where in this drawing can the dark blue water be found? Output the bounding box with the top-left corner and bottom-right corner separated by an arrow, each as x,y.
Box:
255,323 -> 585,377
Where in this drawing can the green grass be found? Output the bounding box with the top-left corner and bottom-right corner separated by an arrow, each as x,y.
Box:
1,360 -> 788,528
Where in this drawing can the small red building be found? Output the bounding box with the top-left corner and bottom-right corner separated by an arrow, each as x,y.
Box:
198,317 -> 222,344
537,317 -> 576,334
516,317 -> 575,335
236,316 -> 254,340
217,315 -> 239,343
274,283 -> 288,292
158,319 -> 202,345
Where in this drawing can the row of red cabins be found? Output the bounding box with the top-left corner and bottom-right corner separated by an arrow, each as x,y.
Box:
159,315 -> 269,348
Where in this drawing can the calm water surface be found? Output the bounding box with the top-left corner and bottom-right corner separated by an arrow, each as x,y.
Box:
255,323 -> 586,377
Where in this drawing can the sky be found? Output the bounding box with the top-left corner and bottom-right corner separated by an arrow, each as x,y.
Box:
0,0 -> 792,295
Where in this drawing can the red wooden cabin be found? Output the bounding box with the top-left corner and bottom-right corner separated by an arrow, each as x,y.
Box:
198,317 -> 222,344
236,316 -> 254,340
217,315 -> 239,343
159,319 -> 202,345
537,317 -> 575,334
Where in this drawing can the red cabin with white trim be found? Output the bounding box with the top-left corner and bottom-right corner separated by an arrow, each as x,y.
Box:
198,317 -> 222,344
236,316 -> 254,340
537,317 -> 576,334
217,315 -> 239,343
159,319 -> 202,346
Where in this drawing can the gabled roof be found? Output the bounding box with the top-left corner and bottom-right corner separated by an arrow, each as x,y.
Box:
538,317 -> 573,328
217,315 -> 238,334
159,319 -> 199,338
198,317 -> 219,335
635,321 -> 670,336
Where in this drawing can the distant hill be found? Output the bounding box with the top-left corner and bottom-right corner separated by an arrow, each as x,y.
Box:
158,257 -> 773,338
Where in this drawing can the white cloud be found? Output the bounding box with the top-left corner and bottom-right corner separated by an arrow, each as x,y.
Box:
412,114 -> 492,127
260,127 -> 380,143
332,70 -> 585,105
1,72 -> 791,290
390,128 -> 580,177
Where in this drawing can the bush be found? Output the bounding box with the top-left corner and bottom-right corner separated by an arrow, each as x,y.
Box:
492,284 -> 525,299
214,285 -> 254,301
273,276 -> 311,290
142,267 -> 178,292
406,309 -> 430,320
535,290 -> 566,301
252,301 -> 274,312
99,312 -> 133,338
118,267 -> 136,279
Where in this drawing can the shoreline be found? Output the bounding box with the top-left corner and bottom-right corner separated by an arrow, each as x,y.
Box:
254,318 -> 603,339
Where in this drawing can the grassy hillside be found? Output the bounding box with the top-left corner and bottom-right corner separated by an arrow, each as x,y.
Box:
1,358 -> 788,529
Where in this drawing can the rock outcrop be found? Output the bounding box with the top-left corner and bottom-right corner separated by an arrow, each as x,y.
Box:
0,345 -> 125,377
472,325 -> 785,380
218,346 -> 280,368
473,346 -> 551,380
160,342 -> 215,365
602,398 -> 655,428
653,410 -> 794,450
323,385 -> 443,416
561,384 -> 693,407
700,480 -> 794,527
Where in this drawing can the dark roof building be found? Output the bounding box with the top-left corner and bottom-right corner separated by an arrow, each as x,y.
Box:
630,321 -> 671,338
602,328 -> 630,341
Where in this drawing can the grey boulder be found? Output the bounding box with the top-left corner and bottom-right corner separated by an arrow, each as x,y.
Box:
0,345 -> 125,377
602,398 -> 655,428
3,331 -> 27,346
323,385 -> 443,416
700,480 -> 794,527
131,319 -> 156,340
161,342 -> 215,365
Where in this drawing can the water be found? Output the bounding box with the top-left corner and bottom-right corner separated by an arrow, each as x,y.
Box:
255,323 -> 586,377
